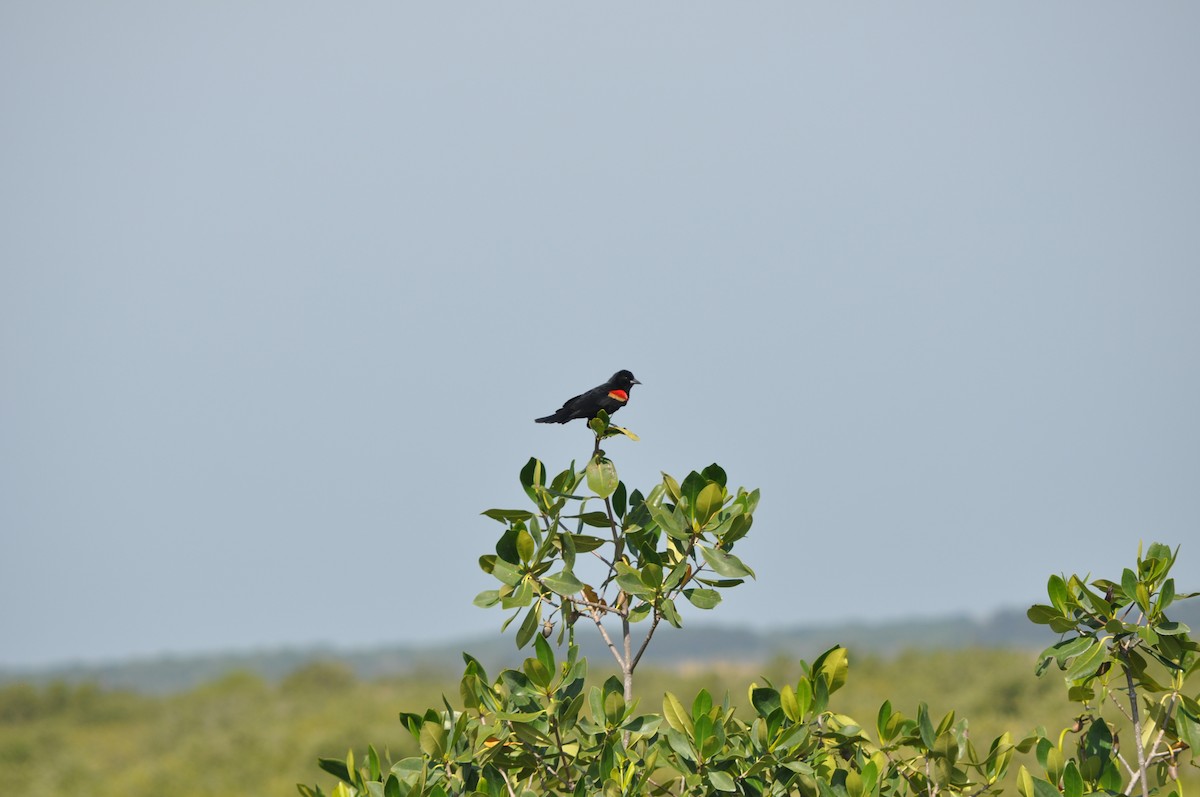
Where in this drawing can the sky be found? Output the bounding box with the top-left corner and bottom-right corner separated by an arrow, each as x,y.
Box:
2,4 -> 1198,669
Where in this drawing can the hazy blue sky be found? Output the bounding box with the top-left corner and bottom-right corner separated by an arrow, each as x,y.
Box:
2,4 -> 1198,668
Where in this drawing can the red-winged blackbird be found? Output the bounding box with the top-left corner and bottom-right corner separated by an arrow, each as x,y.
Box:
535,370 -> 642,424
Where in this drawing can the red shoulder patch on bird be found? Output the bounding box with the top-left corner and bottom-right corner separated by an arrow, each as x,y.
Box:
607,389 -> 629,402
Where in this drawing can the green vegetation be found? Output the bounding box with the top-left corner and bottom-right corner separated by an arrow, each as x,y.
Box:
0,662 -> 438,796
5,417 -> 1195,796
302,416 -> 1197,796
0,649 -> 1107,797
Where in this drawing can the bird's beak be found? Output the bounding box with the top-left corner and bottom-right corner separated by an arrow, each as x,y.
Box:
633,378 -> 642,385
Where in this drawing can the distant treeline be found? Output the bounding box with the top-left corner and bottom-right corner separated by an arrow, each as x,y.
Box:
4,603 -> 1198,694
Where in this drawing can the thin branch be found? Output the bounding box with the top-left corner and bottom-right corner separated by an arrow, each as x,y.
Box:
583,603 -> 627,670
551,717 -> 573,792
1116,751 -> 1138,790
1106,688 -> 1135,722
963,782 -> 998,797
588,548 -> 615,569
1143,693 -> 1178,767
630,614 -> 663,670
571,596 -> 626,618
597,493 -> 624,595
620,615 -> 635,746
1122,652 -> 1150,797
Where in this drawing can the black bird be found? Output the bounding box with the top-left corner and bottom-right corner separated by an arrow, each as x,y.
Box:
535,370 -> 642,424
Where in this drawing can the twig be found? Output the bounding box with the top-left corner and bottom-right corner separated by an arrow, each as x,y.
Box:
1121,651 -> 1150,797
583,603 -> 627,670
1106,688 -> 1134,722
571,596 -> 626,618
631,614 -> 662,670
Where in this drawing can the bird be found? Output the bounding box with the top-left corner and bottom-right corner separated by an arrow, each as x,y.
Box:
535,370 -> 642,424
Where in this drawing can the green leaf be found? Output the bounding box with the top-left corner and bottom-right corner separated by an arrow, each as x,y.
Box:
473,589 -> 500,608
917,702 -> 936,749
481,508 -> 534,523
559,692 -> 586,727
987,732 -> 1014,782
666,727 -> 696,763
1062,761 -> 1083,797
751,687 -> 781,718
650,503 -> 686,540
494,528 -> 520,565
876,700 -> 894,743
700,546 -> 755,578
1156,577 -> 1176,613
490,559 -> 525,588
1135,582 -> 1151,613
1063,638 -> 1106,682
317,757 -> 351,782
420,720 -> 446,759
680,470 -> 706,502
1066,684 -> 1095,703
780,684 -> 800,722
523,657 -> 551,689
501,580 -> 533,610
588,413 -> 608,438
543,570 -> 583,596
588,686 -> 605,729
1073,577 -> 1115,619
559,528 -> 576,571
695,577 -> 744,588
1043,742 -> 1065,785
661,597 -> 683,628
566,534 -> 606,553
622,713 -> 661,736
663,561 -> 690,591
549,462 -> 581,498
515,603 -> 541,648
774,720 -> 812,753
813,646 -> 849,694
1016,766 -> 1034,797
640,562 -> 664,589
1121,568 -> 1139,605
570,511 -> 612,528
793,677 -> 812,719
695,482 -> 725,525
663,691 -> 692,734
1026,604 -> 1063,626
662,473 -> 682,503
701,463 -> 727,487
1029,774 -> 1061,797
722,513 -> 752,545
1155,620 -> 1190,635
1047,574 -> 1070,613
1176,696 -> 1200,751
609,424 -> 640,441
519,457 -> 544,504
516,528 -> 535,564
683,588 -> 721,609
586,456 -> 619,499
708,770 -> 736,792
612,481 -> 627,518
616,566 -> 655,598
1037,635 -> 1094,670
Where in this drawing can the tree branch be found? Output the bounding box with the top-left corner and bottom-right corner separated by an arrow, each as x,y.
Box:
1121,650 -> 1150,797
